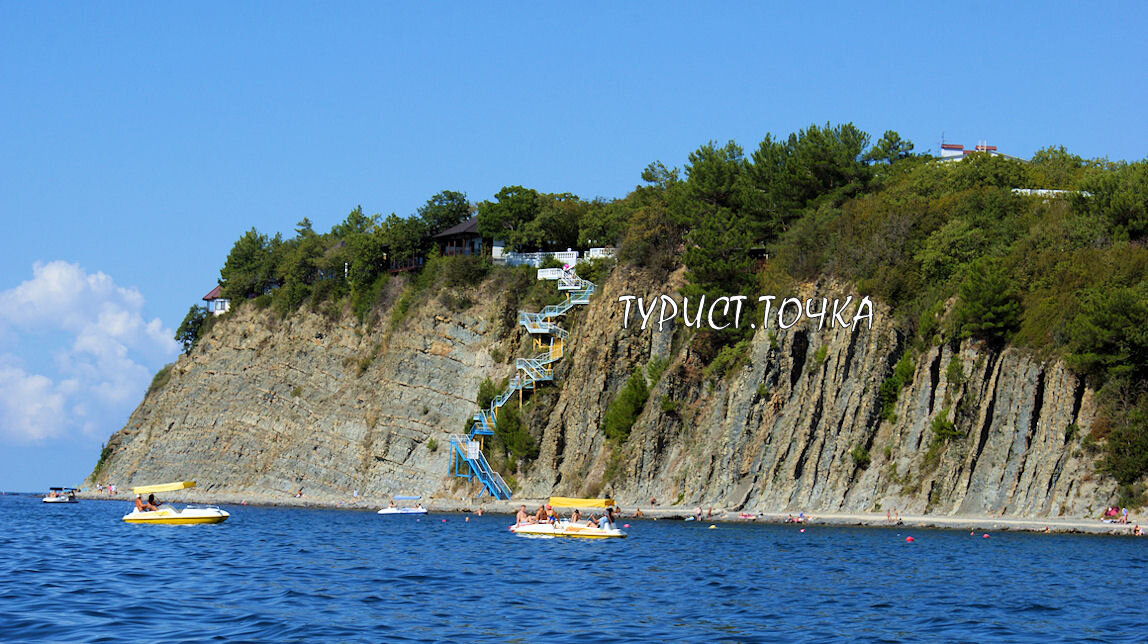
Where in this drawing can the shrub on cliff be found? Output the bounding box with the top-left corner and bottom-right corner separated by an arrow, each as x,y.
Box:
493,401 -> 537,462
175,305 -> 209,355
603,369 -> 650,442
147,363 -> 174,396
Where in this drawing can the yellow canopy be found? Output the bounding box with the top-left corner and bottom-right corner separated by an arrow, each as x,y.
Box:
132,481 -> 196,494
549,497 -> 615,509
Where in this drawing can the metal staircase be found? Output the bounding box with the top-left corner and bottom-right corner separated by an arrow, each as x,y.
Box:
449,267 -> 596,499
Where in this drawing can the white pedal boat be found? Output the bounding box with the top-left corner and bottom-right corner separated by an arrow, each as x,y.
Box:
377,507 -> 428,515
43,487 -> 79,503
379,495 -> 427,515
509,520 -> 626,539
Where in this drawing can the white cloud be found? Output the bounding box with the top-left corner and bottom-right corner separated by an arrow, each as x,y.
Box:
0,362 -> 68,442
0,261 -> 179,444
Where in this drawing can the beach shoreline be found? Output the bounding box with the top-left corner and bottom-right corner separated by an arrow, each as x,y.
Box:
66,490 -> 1142,536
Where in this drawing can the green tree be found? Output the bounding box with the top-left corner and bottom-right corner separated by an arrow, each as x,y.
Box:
748,122 -> 872,235
950,152 -> 1031,190
865,130 -> 915,165
524,193 -> 584,251
331,205 -> 376,239
1066,282 -> 1148,385
418,190 -> 472,236
914,219 -> 989,283
175,305 -> 209,355
683,206 -> 756,296
274,225 -> 325,313
219,228 -> 275,299
381,213 -> 429,263
1076,160 -> 1148,241
477,186 -> 541,251
949,258 -> 1022,346
578,199 -> 631,248
1029,145 -> 1086,189
682,140 -> 747,216
494,402 -> 538,462
348,227 -> 388,291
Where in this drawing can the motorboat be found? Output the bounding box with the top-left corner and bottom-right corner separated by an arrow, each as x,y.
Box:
42,487 -> 79,503
378,495 -> 428,515
509,497 -> 626,539
121,481 -> 229,525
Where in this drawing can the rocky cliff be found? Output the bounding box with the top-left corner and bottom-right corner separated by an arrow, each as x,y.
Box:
90,265 -> 1115,517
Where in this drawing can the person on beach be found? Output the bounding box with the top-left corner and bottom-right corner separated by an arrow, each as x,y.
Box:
1134,524 -> 1142,536
516,505 -> 531,525
634,508 -> 643,518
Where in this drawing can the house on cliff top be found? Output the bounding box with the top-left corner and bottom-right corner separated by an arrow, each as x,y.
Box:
203,285 -> 230,316
433,215 -> 484,257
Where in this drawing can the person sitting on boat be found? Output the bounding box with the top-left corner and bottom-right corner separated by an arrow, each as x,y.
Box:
516,505 -> 531,525
388,501 -> 396,509
534,505 -> 547,523
546,505 -> 558,524
570,508 -> 581,524
598,507 -> 617,530
148,494 -> 163,509
134,494 -> 158,512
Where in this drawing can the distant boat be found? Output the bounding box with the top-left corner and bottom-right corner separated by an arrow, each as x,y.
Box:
121,481 -> 230,525
378,495 -> 427,515
42,487 -> 79,503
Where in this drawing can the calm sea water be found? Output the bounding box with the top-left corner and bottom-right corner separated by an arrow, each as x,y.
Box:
1,494 -> 1145,642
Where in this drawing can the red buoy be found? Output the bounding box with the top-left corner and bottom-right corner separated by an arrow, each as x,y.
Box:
905,536 -> 915,543
983,533 -> 990,539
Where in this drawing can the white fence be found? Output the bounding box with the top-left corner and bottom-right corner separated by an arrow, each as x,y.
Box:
500,247 -> 616,268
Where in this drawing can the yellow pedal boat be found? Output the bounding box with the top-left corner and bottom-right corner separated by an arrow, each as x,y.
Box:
121,481 -> 230,525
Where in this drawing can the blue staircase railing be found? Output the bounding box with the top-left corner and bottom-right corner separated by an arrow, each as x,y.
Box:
449,434 -> 512,499
448,267 -> 596,500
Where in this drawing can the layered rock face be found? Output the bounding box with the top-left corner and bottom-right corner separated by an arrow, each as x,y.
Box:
91,266 -> 1113,517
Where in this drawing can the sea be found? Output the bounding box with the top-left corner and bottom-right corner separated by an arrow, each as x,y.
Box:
2,494 -> 1145,642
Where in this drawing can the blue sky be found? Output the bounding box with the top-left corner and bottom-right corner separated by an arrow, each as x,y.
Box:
1,3 -> 1145,492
